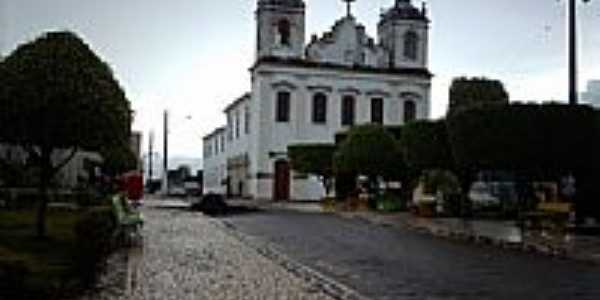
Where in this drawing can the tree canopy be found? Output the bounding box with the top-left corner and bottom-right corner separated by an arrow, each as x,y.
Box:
288,144 -> 336,176
288,143 -> 336,195
0,31 -> 132,237
447,103 -> 600,177
448,77 -> 509,115
0,31 -> 131,154
334,125 -> 402,180
400,120 -> 454,172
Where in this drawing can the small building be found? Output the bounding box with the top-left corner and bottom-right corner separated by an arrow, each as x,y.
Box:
582,80 -> 600,108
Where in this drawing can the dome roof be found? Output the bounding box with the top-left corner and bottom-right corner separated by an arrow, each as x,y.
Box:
258,0 -> 305,8
381,0 -> 428,22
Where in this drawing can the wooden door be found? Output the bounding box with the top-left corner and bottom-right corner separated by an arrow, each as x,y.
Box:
273,160 -> 290,201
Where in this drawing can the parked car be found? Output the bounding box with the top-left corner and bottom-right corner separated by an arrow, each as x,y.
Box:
168,186 -> 187,197
468,181 -> 500,209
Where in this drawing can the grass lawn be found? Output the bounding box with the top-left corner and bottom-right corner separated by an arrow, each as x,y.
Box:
0,209 -> 82,297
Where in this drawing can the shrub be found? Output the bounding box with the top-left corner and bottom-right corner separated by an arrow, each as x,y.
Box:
73,207 -> 116,288
376,194 -> 404,212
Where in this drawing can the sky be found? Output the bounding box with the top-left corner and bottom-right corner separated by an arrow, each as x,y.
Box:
1,0 -> 600,165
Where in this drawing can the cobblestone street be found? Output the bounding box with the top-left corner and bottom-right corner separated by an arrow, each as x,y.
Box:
224,209 -> 600,300
83,203 -> 353,300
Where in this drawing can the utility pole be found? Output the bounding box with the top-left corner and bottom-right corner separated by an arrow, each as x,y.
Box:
162,110 -> 169,195
567,0 -> 593,105
568,0 -> 578,105
148,130 -> 154,182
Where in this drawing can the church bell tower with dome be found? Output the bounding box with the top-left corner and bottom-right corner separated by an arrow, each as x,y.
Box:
378,0 -> 430,69
255,0 -> 306,60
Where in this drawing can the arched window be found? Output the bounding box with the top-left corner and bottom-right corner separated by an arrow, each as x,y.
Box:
276,91 -> 291,122
404,100 -> 417,123
312,93 -> 328,124
403,31 -> 418,61
341,96 -> 355,126
278,19 -> 291,46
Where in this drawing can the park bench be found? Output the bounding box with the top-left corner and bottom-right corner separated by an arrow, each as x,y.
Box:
522,202 -> 573,231
111,194 -> 144,245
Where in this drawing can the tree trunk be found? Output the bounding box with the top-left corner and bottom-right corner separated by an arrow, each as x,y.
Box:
36,149 -> 51,238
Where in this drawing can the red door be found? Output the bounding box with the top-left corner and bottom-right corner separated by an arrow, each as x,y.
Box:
274,160 -> 290,201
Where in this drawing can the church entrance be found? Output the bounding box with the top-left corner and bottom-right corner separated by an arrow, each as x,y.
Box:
273,160 -> 290,201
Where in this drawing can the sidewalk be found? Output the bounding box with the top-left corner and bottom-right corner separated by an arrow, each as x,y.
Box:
80,206 -> 360,300
338,210 -> 600,265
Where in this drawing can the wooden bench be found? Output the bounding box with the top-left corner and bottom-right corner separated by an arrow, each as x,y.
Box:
111,194 -> 144,245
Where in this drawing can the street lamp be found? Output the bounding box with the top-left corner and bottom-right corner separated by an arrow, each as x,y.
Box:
567,0 -> 592,105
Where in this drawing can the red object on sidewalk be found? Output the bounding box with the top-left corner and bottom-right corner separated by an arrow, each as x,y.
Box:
123,171 -> 143,201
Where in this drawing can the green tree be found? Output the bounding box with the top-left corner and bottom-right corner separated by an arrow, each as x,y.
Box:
334,125 -> 404,194
401,120 -> 454,172
447,104 -> 600,216
0,31 -> 132,237
448,77 -> 509,115
100,144 -> 137,178
288,144 -> 336,196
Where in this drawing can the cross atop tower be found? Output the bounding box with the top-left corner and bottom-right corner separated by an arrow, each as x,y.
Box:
343,0 -> 356,17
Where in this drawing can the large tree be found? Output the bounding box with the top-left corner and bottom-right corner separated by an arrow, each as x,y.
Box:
0,31 -> 132,237
447,103 -> 600,217
400,120 -> 454,172
448,77 -> 509,115
288,143 -> 336,197
334,125 -> 404,195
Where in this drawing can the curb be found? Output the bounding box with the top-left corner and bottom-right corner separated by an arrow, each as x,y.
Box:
218,220 -> 370,300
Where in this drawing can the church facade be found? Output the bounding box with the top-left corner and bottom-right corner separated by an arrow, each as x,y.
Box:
203,0 -> 433,201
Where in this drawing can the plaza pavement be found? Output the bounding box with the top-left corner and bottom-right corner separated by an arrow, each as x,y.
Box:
80,199 -> 362,300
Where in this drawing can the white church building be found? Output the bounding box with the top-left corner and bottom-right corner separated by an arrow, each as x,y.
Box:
203,0 -> 433,201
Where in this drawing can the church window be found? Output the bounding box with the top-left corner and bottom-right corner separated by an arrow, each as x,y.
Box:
244,106 -> 250,134
278,19 -> 291,46
371,98 -> 384,124
227,115 -> 233,141
341,96 -> 355,126
404,31 -> 418,61
312,93 -> 328,124
404,100 -> 417,123
235,110 -> 240,139
276,91 -> 291,122
221,134 -> 225,153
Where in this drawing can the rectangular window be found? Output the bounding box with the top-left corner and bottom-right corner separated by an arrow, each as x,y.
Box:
276,91 -> 291,122
341,96 -> 355,126
371,98 -> 383,124
312,93 -> 327,124
235,110 -> 240,139
220,134 -> 225,153
227,115 -> 233,141
245,106 -> 250,134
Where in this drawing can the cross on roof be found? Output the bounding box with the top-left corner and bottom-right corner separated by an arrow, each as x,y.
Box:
343,0 -> 356,17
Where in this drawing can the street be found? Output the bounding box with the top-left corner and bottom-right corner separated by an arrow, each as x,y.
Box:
223,209 -> 600,300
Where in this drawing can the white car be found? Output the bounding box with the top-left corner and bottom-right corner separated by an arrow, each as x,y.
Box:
468,182 -> 500,208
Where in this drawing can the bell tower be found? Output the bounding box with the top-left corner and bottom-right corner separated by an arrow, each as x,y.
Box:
256,0 -> 306,60
378,0 -> 430,69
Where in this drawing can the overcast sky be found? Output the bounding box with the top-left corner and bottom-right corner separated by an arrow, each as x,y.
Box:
1,0 -> 599,160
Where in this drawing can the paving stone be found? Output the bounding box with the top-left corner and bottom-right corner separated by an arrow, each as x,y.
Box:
80,207 -> 337,300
